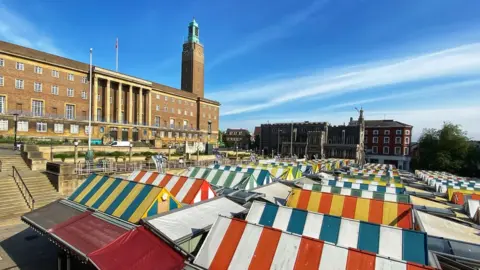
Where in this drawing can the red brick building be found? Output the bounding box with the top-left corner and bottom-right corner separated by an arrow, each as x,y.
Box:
362,120 -> 413,170
0,19 -> 219,146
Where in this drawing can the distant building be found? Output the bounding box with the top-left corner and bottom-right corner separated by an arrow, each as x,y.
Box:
259,110 -> 366,162
223,128 -> 251,149
350,119 -> 412,170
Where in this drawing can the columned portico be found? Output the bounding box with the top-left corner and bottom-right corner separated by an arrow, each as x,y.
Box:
138,88 -> 143,125
117,82 -> 122,123
128,85 -> 133,124
105,79 -> 111,122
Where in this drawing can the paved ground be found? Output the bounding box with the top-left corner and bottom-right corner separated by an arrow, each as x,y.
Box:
0,223 -> 57,270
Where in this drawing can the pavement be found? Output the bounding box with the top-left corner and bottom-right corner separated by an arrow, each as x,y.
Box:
0,223 -> 57,270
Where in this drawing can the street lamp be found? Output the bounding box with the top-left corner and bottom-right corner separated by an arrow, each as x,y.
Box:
13,113 -> 18,151
74,140 -> 79,164
86,48 -> 94,162
129,142 -> 133,162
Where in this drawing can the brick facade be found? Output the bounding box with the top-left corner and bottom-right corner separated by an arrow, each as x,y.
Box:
0,20 -> 219,146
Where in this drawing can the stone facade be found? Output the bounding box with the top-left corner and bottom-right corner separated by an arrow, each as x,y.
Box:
0,19 -> 219,146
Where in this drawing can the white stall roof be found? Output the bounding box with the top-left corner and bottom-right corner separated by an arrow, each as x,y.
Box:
251,182 -> 291,205
415,210 -> 480,245
144,197 -> 246,243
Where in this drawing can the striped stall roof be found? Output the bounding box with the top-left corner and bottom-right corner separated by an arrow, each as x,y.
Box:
301,183 -> 410,203
208,165 -> 273,186
68,174 -> 182,223
193,216 -> 433,270
332,178 -> 404,188
452,192 -> 480,205
244,164 -> 302,180
287,188 -> 413,229
183,167 -> 257,190
127,171 -> 216,204
447,187 -> 480,201
321,180 -> 405,194
246,201 -> 427,265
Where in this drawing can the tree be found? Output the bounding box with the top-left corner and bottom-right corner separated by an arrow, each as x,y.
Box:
412,122 -> 480,177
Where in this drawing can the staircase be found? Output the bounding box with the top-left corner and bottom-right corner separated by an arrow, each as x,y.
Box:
0,150 -> 62,223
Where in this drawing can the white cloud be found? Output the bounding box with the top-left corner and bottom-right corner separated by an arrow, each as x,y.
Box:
0,3 -> 63,55
208,0 -> 330,69
221,106 -> 480,141
219,43 -> 480,116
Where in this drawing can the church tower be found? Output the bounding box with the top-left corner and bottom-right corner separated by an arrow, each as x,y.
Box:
181,18 -> 204,97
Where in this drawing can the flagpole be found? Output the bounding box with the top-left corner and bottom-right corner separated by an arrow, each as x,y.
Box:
115,38 -> 118,72
88,48 -> 93,151
290,121 -> 293,158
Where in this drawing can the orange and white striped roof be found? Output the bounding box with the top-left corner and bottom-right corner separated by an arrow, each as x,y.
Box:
127,171 -> 216,204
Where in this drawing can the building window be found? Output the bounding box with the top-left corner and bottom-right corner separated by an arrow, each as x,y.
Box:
364,136 -> 368,143
373,137 -> 378,143
65,104 -> 75,119
36,122 -> 47,132
169,119 -> 174,128
54,123 -> 64,133
52,70 -> 59,78
16,62 -> 24,70
395,147 -> 401,155
81,77 -> 88,84
67,74 -> 74,81
384,130 -> 390,135
32,100 -> 44,116
178,109 -> 181,114
190,102 -> 193,107
155,116 -> 160,127
405,130 -> 410,135
34,82 -> 42,92
405,137 -> 410,144
373,130 -> 379,135
97,109 -> 102,121
15,79 -> 24,89
159,131 -> 165,138
156,94 -> 160,99
404,147 -> 409,155
190,111 -> 193,116
110,96 -> 113,104
0,96 -> 5,113
183,120 -> 188,129
384,137 -> 389,143
184,110 -> 187,115
97,94 -> 101,101
34,66 -> 43,74
81,91 -> 87,99
171,108 -> 174,113
396,129 -> 402,135
171,97 -> 174,102
0,120 -> 7,131
17,121 -> 28,132
365,130 -> 368,135
383,146 -> 389,154
0,76 -> 3,86
156,105 -> 160,111
67,88 -> 74,97
164,106 -> 167,112
164,96 -> 168,101
51,85 -> 59,95
70,124 -> 79,134
0,58 -> 4,67
395,137 -> 401,144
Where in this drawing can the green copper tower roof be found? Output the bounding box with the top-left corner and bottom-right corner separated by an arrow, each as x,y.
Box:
187,18 -> 200,44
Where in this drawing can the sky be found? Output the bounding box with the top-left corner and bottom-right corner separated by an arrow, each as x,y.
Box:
1,0 -> 480,141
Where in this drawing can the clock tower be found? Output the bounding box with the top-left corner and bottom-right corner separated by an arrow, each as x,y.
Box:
181,18 -> 204,97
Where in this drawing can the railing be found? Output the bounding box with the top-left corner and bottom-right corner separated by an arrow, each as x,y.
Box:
74,158 -> 252,175
12,166 -> 35,210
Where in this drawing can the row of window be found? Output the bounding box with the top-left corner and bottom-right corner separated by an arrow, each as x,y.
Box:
0,97 -> 76,119
155,131 -> 198,139
154,117 -> 193,129
6,79 -> 87,98
367,129 -> 411,136
0,58 -> 87,83
0,120 -> 86,134
370,146 -> 409,155
366,136 -> 410,144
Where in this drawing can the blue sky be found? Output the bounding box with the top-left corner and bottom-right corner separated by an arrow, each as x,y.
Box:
1,0 -> 480,140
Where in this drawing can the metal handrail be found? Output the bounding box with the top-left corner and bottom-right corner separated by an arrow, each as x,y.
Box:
12,166 -> 35,210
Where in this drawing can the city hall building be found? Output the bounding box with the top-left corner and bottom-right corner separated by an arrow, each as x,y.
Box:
0,19 -> 219,145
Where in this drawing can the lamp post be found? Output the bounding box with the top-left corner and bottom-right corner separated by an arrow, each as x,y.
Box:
86,48 -> 94,161
50,138 -> 53,161
74,140 -> 79,164
129,142 -> 133,162
168,144 -> 172,160
13,113 -> 18,151
236,145 -> 238,160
